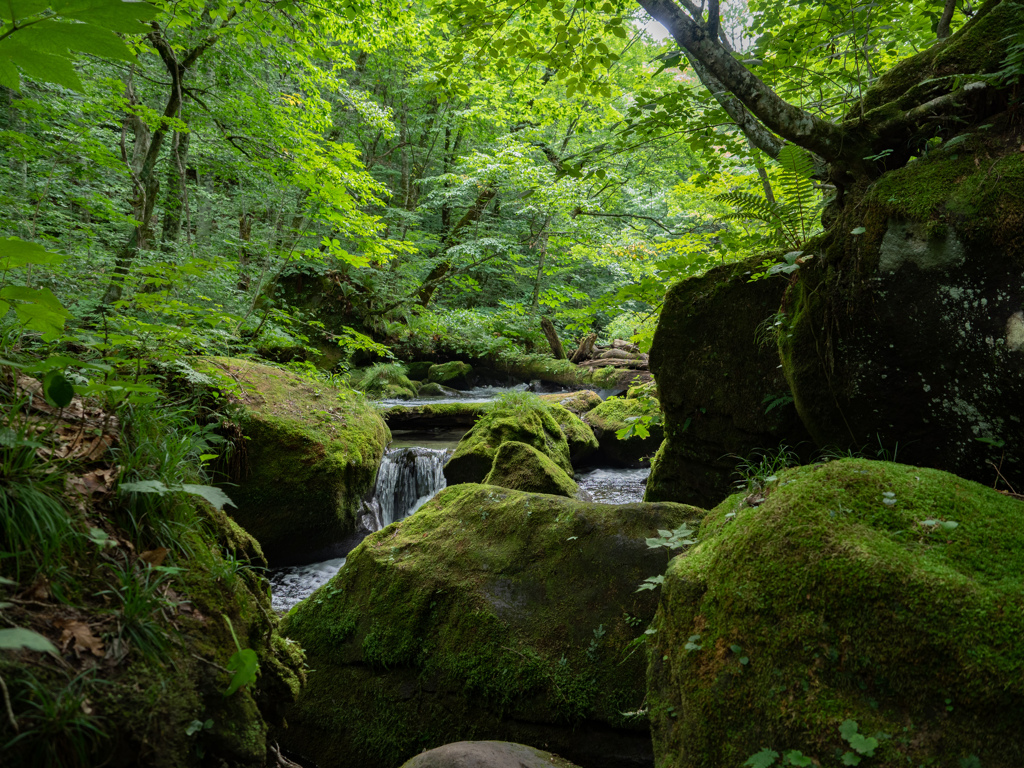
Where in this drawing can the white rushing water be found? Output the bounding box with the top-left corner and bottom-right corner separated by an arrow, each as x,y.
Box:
269,557 -> 347,613
358,446 -> 450,531
268,446 -> 450,612
379,383 -> 530,407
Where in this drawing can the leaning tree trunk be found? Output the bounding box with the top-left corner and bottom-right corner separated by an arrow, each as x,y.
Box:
540,317 -> 567,360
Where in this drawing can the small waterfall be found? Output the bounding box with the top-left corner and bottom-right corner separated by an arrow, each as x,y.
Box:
360,447 -> 450,532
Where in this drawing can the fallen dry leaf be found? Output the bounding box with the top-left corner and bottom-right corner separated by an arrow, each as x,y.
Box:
139,548 -> 169,567
55,619 -> 105,658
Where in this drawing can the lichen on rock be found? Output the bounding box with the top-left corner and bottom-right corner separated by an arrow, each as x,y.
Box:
648,458 -> 1024,768
280,484 -> 703,768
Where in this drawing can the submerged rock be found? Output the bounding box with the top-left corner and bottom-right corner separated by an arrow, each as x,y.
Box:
584,396 -> 662,469
196,357 -> 390,563
444,398 -> 572,485
281,484 -> 703,768
399,741 -> 582,768
648,458 -> 1024,767
482,441 -> 579,497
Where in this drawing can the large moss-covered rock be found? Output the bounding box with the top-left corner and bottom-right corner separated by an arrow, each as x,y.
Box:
428,361 -> 473,386
444,398 -> 572,485
197,357 -> 390,563
539,390 -> 603,415
281,484 -> 703,768
648,458 -> 1024,768
584,396 -> 663,468
383,401 -> 488,430
399,741 -> 582,768
644,258 -> 811,507
546,403 -> 599,465
779,3 -> 1024,491
482,441 -> 579,497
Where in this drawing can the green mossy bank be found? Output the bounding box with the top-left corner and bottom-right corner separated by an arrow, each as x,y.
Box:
482,441 -> 579,496
0,495 -> 305,768
644,258 -> 810,507
648,458 -> 1024,768
196,357 -> 390,562
280,484 -> 703,768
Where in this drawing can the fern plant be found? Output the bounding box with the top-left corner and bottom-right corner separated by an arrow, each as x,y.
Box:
717,145 -> 822,251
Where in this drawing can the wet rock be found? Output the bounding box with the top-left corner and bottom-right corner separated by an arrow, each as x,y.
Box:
399,741 -> 582,768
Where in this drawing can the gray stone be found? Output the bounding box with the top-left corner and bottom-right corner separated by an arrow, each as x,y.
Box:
400,741 -> 582,768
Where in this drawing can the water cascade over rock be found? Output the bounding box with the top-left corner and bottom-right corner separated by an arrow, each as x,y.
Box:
361,446 -> 450,531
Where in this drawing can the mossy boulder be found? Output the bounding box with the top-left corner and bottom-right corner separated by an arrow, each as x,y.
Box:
778,2 -> 1024,492
428,361 -> 473,387
444,399 -> 572,485
584,396 -> 663,468
399,742 -> 582,768
546,403 -> 599,465
539,389 -> 603,415
196,357 -> 390,563
482,441 -> 579,497
648,458 -> 1024,768
382,382 -> 417,400
499,355 -> 650,391
644,258 -> 811,507
280,484 -> 703,768
418,381 -> 454,397
383,401 -> 489,430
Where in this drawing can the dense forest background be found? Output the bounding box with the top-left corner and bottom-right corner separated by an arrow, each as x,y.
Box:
0,0 -> 960,369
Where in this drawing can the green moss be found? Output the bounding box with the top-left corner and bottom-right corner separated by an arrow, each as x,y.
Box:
406,361 -> 434,380
539,389 -> 602,414
498,354 -> 650,391
281,484 -> 703,768
444,398 -> 572,485
194,357 -> 390,562
545,403 -> 599,465
427,361 -> 473,384
648,458 -> 1024,768
483,441 -> 579,497
417,381 -> 448,397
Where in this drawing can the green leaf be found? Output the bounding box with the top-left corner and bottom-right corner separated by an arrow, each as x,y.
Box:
0,237 -> 67,269
13,301 -> 69,338
851,226 -> 867,235
0,40 -> 84,91
743,748 -> 780,768
120,479 -> 170,494
839,719 -> 860,741
739,656 -> 749,665
784,751 -> 814,767
180,484 -> 235,511
54,0 -> 160,32
0,0 -> 51,22
0,285 -> 68,313
43,369 -> 74,407
730,644 -> 742,653
848,733 -> 879,756
841,752 -> 862,766
224,647 -> 259,696
0,627 -> 58,654
16,19 -> 137,63
0,57 -> 19,90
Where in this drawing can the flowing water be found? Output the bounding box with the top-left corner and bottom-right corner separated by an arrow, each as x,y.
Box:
380,383 -> 530,407
268,445 -> 450,612
267,392 -> 645,613
577,467 -> 650,504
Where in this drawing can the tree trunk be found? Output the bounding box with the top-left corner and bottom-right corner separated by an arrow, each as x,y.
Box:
417,188 -> 496,306
541,317 -> 567,360
238,212 -> 253,291
570,333 -> 597,363
160,125 -> 190,249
